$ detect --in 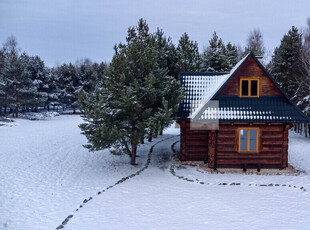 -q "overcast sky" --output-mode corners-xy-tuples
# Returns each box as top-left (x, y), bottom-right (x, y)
(0, 0), (309, 67)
